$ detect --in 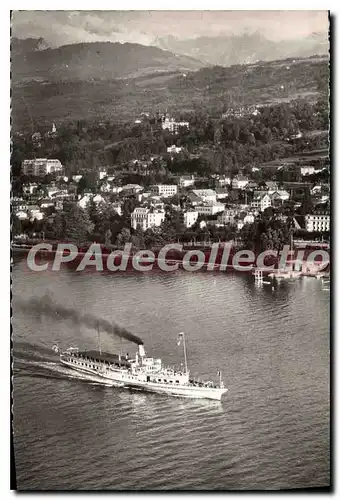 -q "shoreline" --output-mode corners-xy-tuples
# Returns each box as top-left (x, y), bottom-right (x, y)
(12, 242), (330, 277)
